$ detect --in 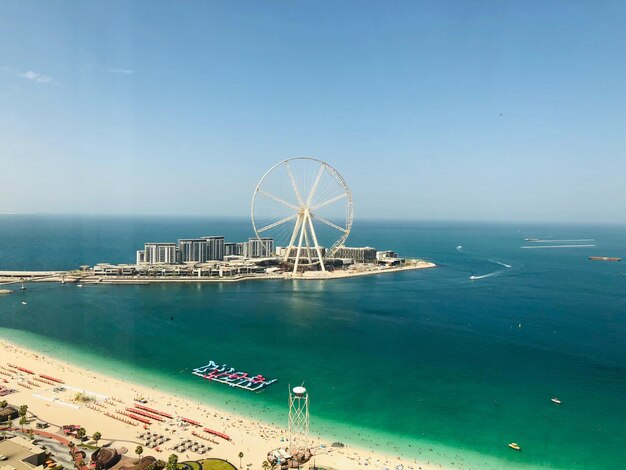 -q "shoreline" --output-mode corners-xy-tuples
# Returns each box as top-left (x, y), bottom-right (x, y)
(0, 336), (448, 470)
(0, 260), (436, 285)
